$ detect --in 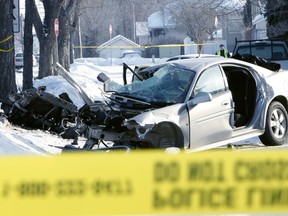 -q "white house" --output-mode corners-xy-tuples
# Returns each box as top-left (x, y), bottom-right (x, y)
(96, 35), (144, 58)
(252, 14), (267, 39)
